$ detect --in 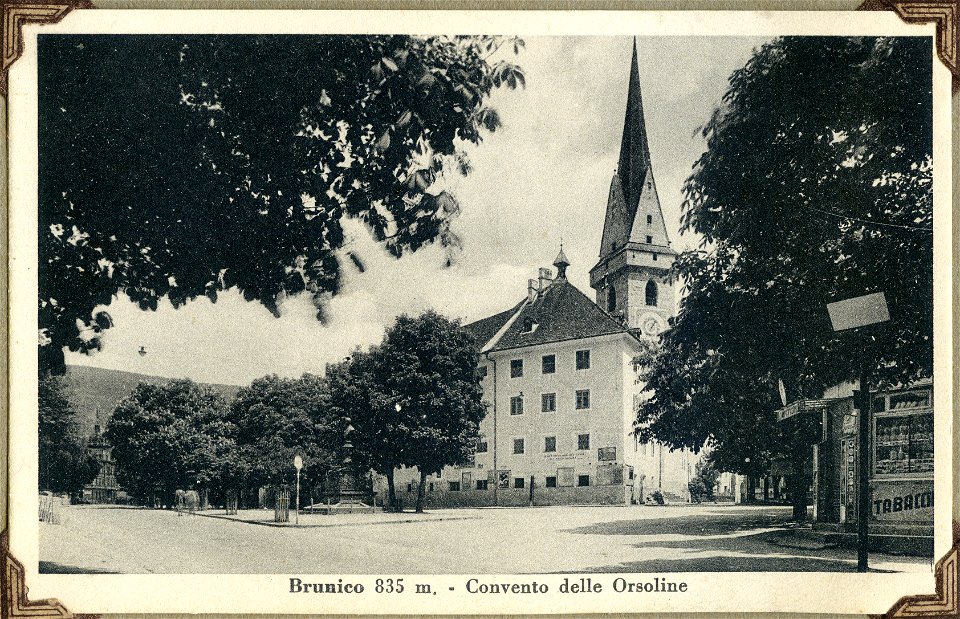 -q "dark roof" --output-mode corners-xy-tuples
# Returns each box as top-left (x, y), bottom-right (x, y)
(465, 279), (633, 353)
(463, 301), (522, 349)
